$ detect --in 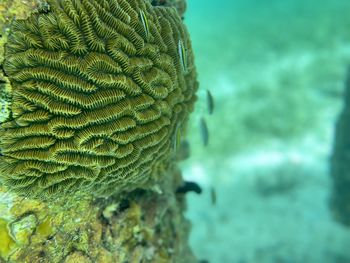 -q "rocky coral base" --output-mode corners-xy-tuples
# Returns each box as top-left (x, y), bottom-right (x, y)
(330, 67), (350, 227)
(0, 164), (196, 263)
